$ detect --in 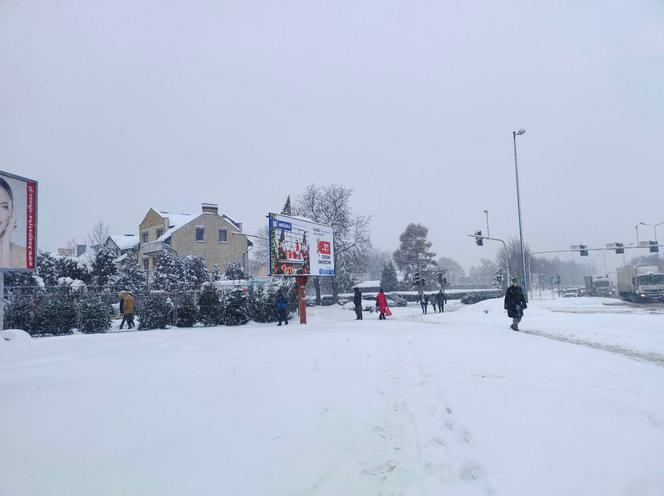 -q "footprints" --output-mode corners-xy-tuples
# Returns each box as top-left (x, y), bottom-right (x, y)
(459, 460), (486, 481)
(361, 460), (398, 480)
